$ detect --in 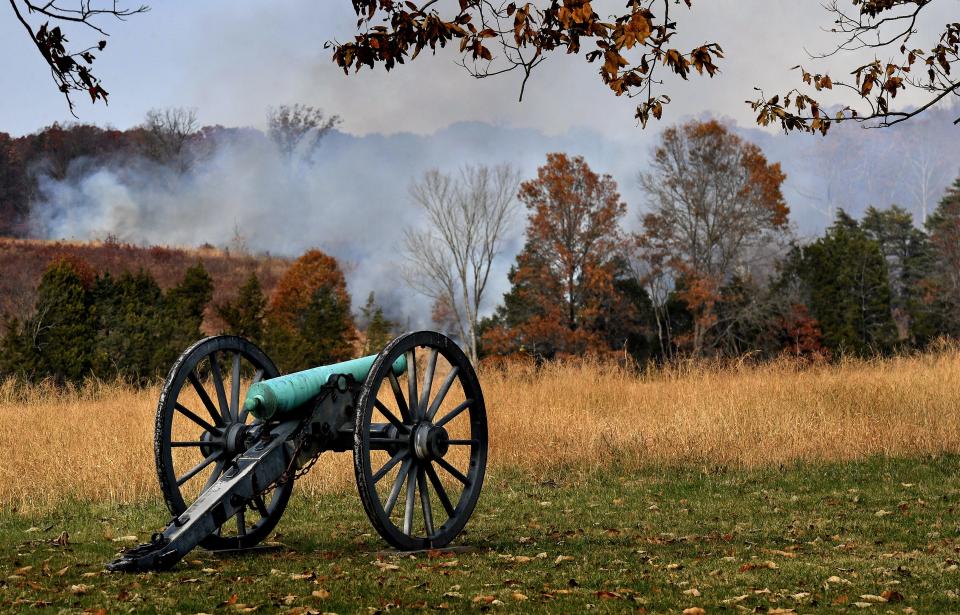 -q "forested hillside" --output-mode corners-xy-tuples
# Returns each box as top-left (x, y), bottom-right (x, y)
(0, 238), (289, 336)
